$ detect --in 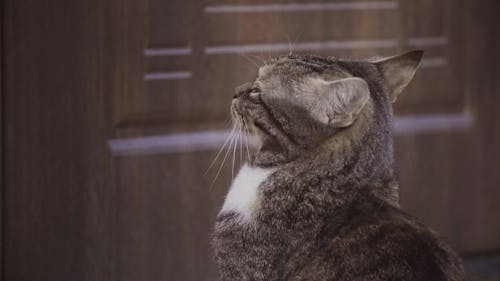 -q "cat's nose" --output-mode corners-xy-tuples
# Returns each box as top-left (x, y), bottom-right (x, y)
(234, 82), (253, 99)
